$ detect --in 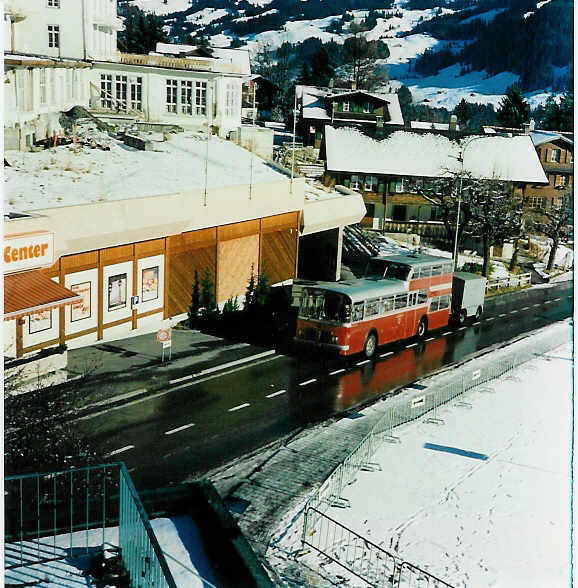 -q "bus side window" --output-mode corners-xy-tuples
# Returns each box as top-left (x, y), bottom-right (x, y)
(418, 289), (428, 304)
(443, 263), (453, 274)
(353, 301), (364, 322)
(419, 266), (431, 279)
(366, 297), (380, 317)
(430, 296), (439, 311)
(394, 294), (407, 310)
(440, 294), (451, 309)
(381, 296), (394, 313)
(431, 265), (443, 276)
